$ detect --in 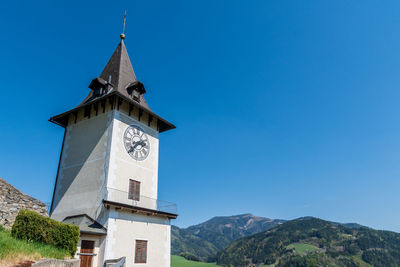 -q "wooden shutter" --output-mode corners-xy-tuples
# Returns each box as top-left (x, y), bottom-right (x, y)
(80, 240), (95, 267)
(128, 180), (140, 201)
(135, 240), (147, 263)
